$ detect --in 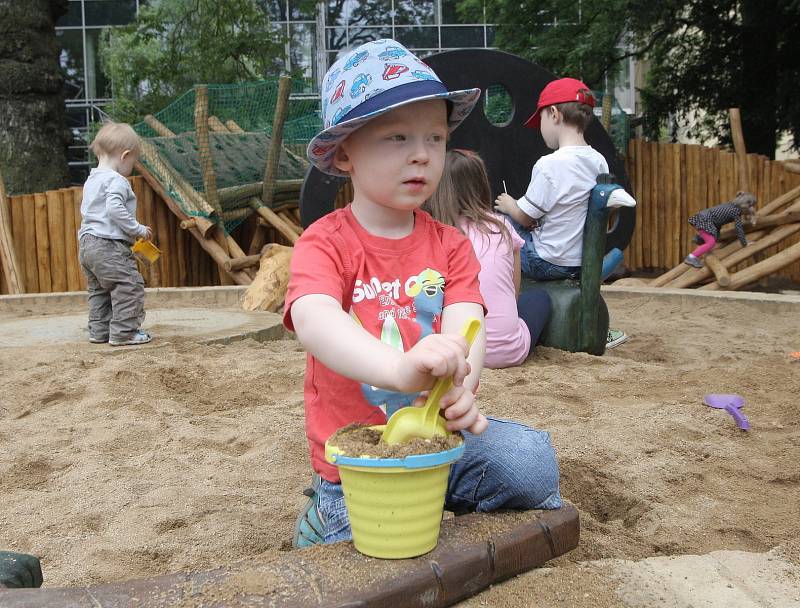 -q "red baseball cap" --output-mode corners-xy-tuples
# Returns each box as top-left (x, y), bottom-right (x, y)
(524, 77), (595, 129)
